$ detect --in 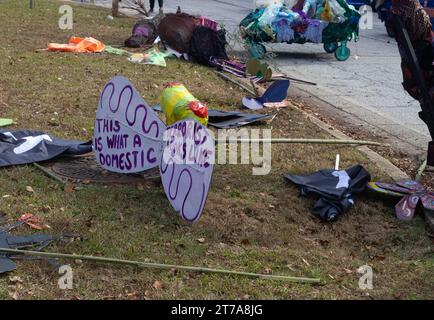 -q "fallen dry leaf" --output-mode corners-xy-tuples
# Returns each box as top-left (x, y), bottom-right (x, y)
(153, 280), (163, 290)
(241, 239), (250, 246)
(64, 183), (75, 193)
(264, 268), (272, 274)
(197, 238), (206, 244)
(9, 291), (18, 300)
(25, 186), (34, 193)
